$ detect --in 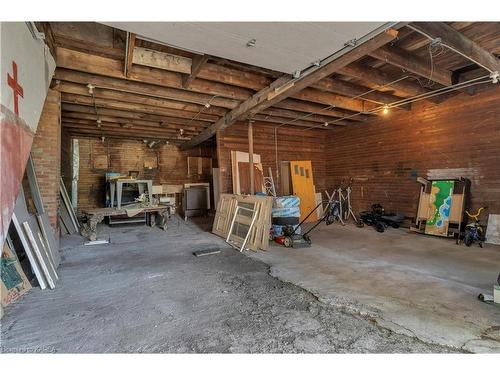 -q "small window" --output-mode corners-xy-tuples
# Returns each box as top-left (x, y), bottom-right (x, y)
(294, 164), (299, 174)
(300, 167), (305, 176)
(305, 169), (310, 178)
